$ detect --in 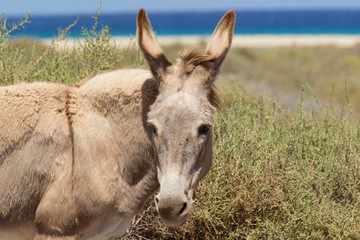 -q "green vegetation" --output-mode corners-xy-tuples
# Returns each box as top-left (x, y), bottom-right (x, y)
(223, 46), (360, 115)
(0, 12), (144, 85)
(1, 14), (359, 240)
(124, 89), (360, 239)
